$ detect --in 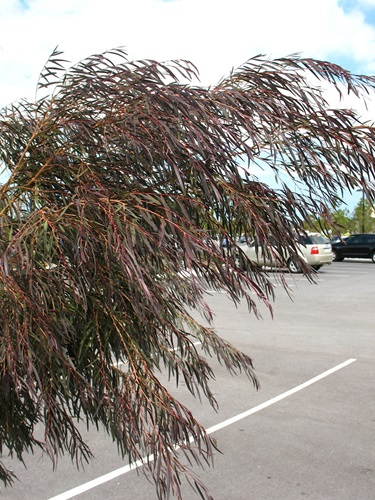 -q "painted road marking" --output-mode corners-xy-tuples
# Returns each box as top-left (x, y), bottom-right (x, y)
(49, 358), (356, 500)
(205, 358), (356, 434)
